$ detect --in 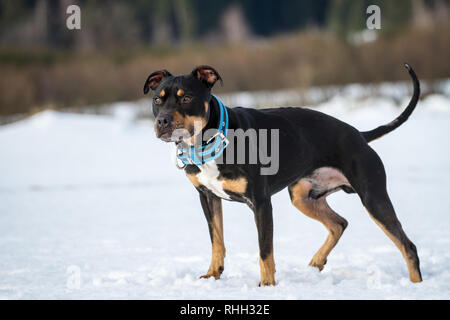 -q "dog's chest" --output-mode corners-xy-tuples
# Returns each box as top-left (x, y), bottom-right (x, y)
(194, 161), (231, 200)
